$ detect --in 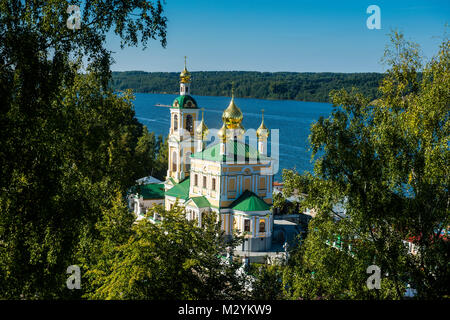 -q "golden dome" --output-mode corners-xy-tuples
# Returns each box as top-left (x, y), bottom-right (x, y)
(180, 56), (191, 83)
(195, 109), (208, 139)
(222, 92), (243, 129)
(180, 68), (191, 83)
(256, 109), (269, 139)
(218, 123), (228, 142)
